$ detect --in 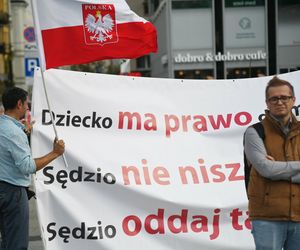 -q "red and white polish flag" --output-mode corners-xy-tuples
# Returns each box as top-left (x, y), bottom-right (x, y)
(32, 0), (157, 69)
